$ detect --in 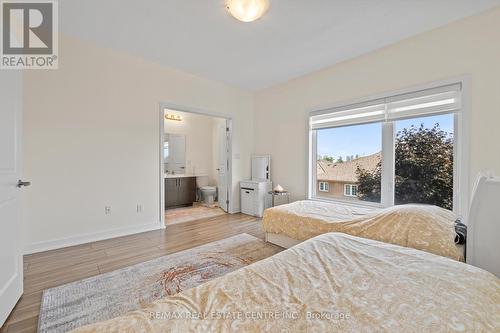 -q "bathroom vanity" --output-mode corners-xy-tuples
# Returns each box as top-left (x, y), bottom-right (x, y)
(165, 175), (196, 209)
